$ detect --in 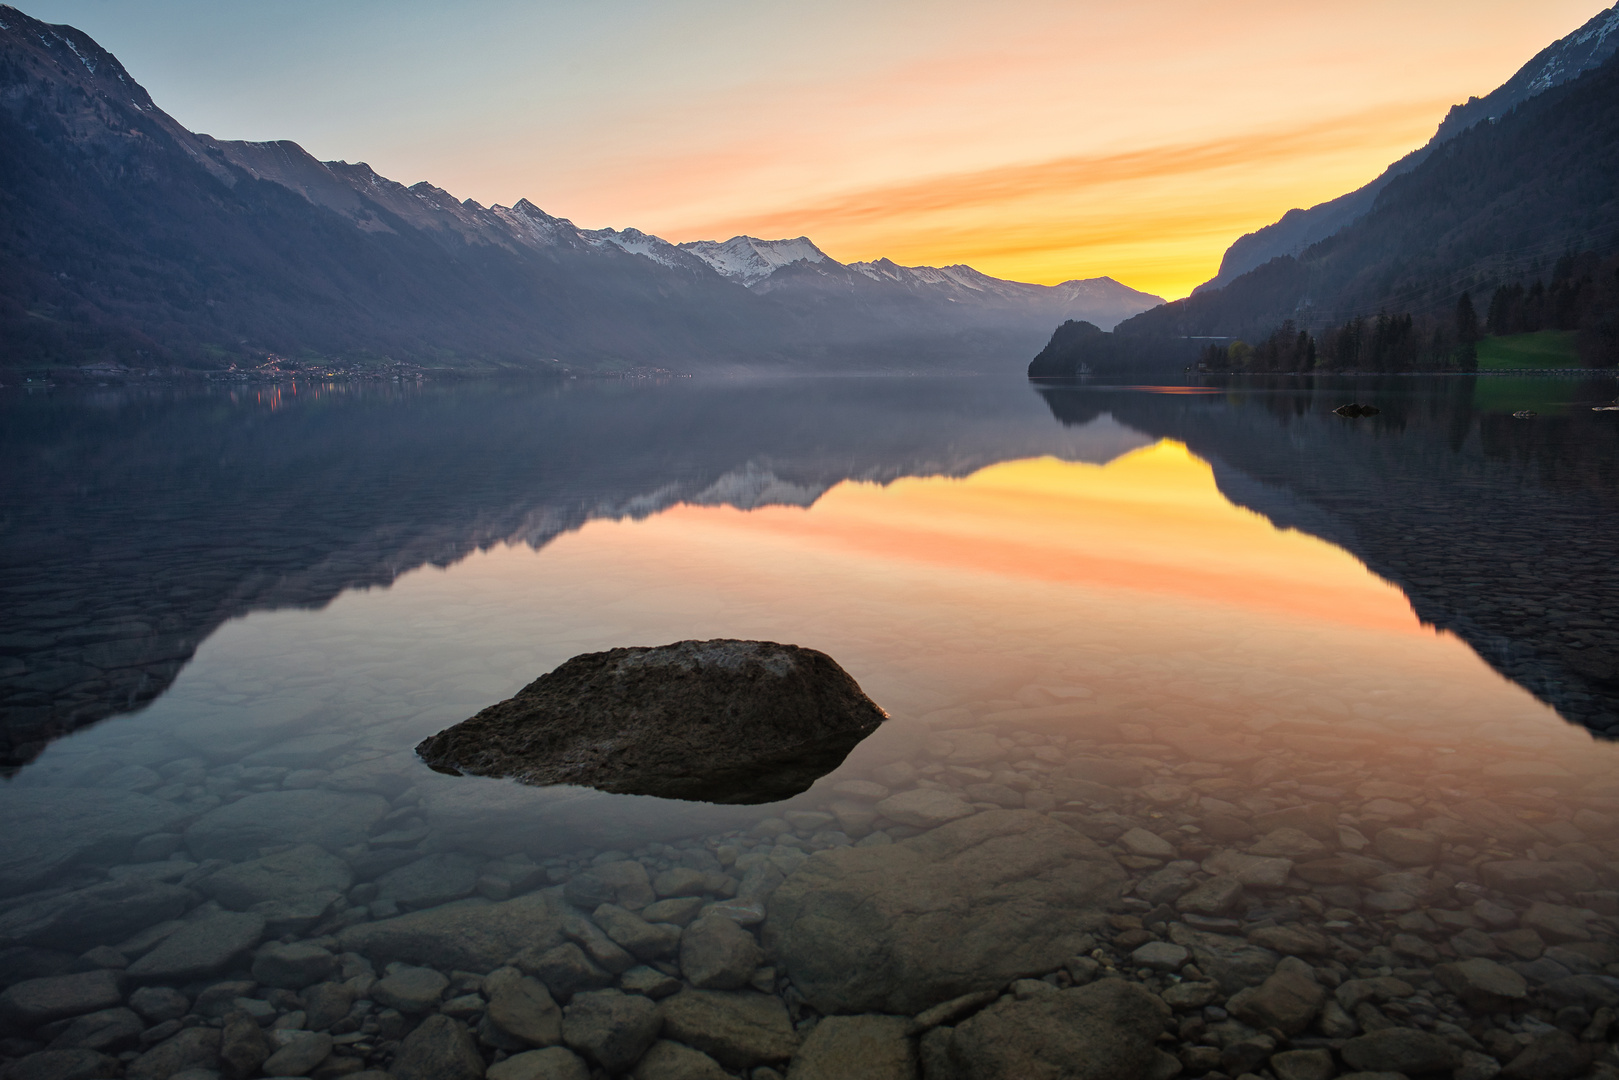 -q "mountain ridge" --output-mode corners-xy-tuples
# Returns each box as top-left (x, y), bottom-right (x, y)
(1102, 51), (1619, 351)
(0, 5), (1161, 373)
(1195, 4), (1619, 294)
